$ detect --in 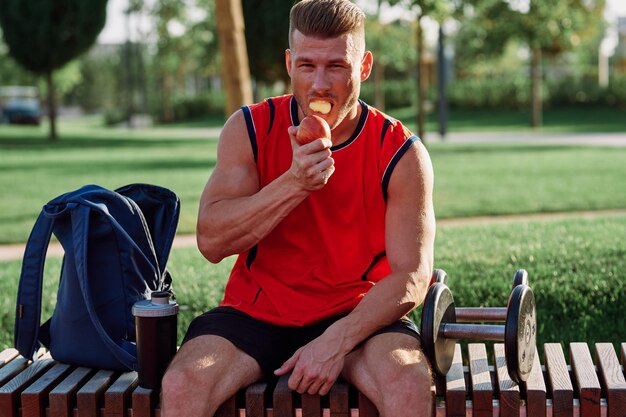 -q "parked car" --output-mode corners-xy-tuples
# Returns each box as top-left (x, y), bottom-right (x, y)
(2, 97), (41, 125)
